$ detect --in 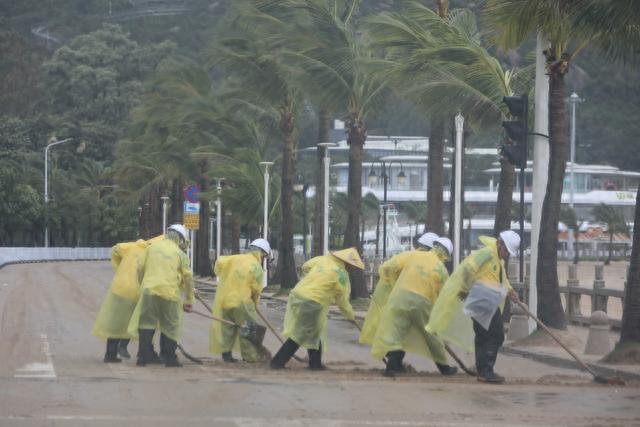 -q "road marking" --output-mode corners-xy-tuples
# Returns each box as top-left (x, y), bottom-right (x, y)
(14, 334), (56, 379)
(0, 415), (536, 426)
